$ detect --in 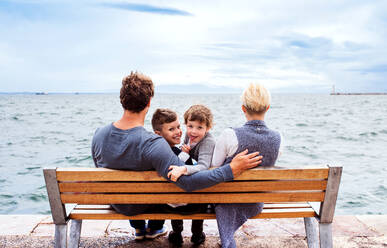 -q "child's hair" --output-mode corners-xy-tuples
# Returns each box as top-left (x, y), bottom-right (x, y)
(151, 108), (178, 132)
(241, 83), (271, 115)
(183, 105), (213, 129)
